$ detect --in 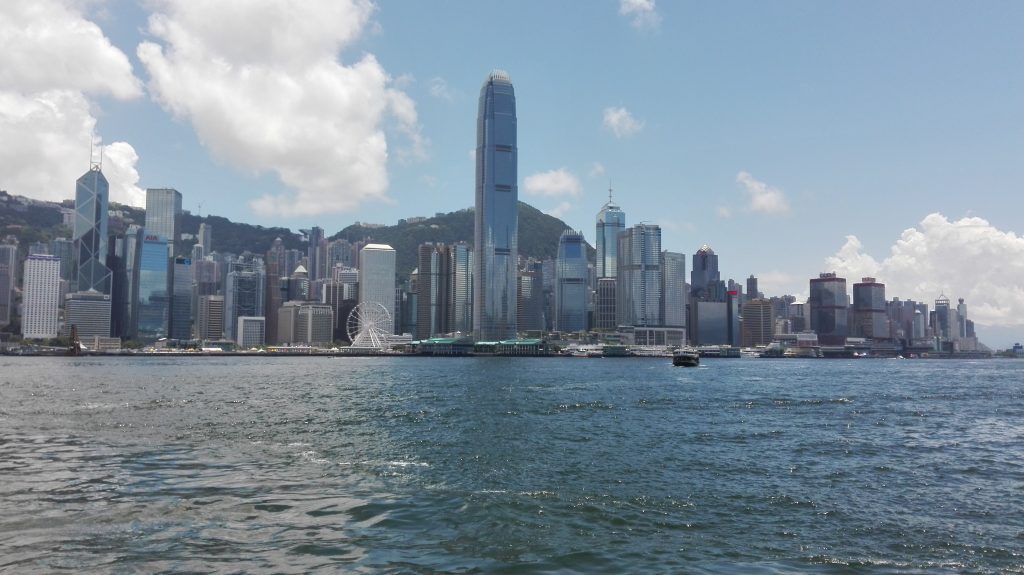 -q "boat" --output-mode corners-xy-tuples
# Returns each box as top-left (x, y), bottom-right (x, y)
(672, 348), (700, 367)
